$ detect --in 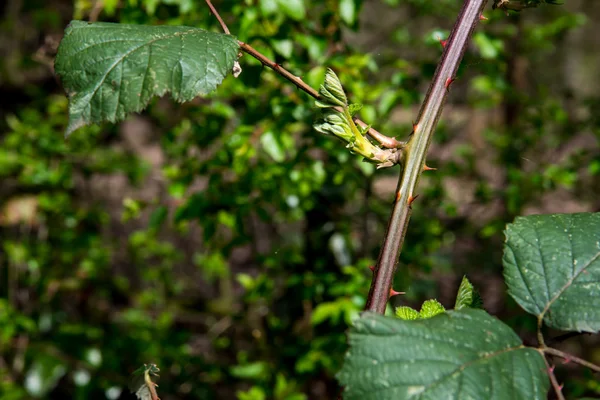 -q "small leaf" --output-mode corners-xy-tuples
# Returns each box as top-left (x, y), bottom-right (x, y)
(24, 354), (67, 398)
(419, 299), (445, 318)
(339, 0), (357, 25)
(260, 131), (286, 162)
(55, 21), (239, 135)
(319, 68), (348, 107)
(395, 306), (419, 320)
(503, 213), (600, 332)
(347, 103), (363, 116)
(454, 275), (484, 310)
(148, 206), (168, 230)
(276, 0), (306, 20)
(129, 364), (160, 400)
(338, 310), (549, 400)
